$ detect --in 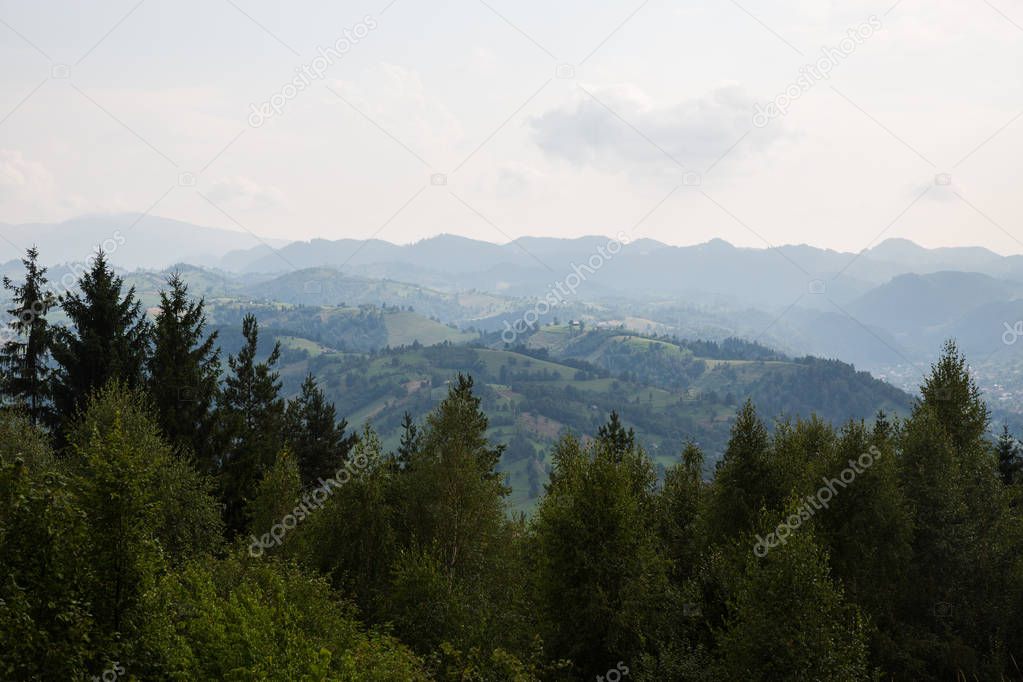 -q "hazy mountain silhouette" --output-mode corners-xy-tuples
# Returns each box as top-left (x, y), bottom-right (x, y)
(0, 213), (287, 269)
